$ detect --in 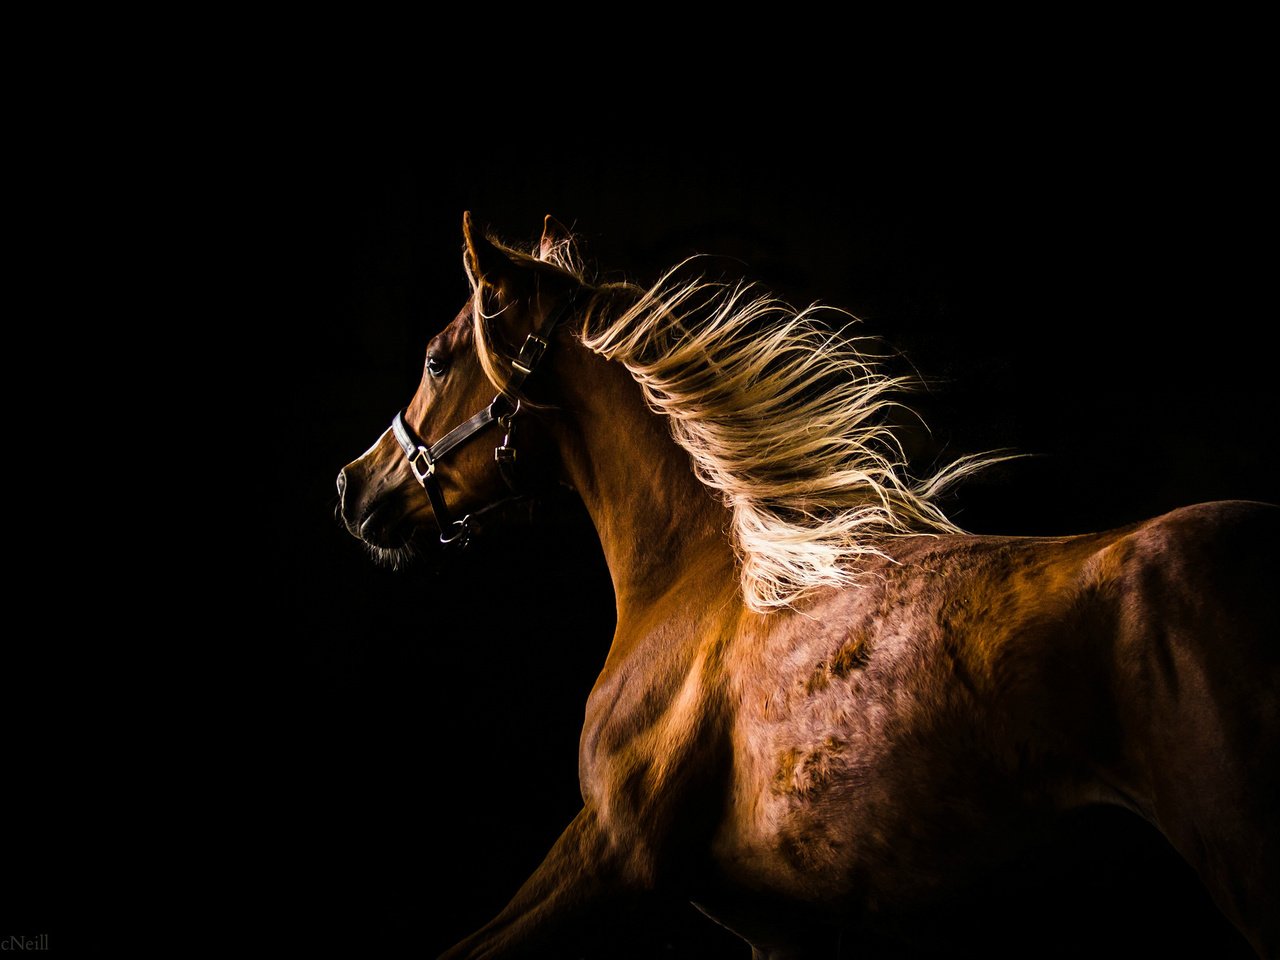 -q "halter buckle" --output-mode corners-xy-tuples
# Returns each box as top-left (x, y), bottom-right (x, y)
(408, 446), (435, 484)
(439, 515), (471, 546)
(512, 334), (548, 375)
